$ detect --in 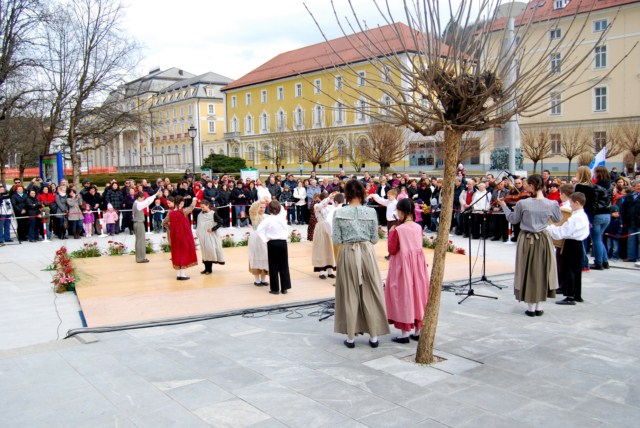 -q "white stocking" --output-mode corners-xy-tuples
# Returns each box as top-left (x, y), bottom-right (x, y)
(527, 303), (535, 312)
